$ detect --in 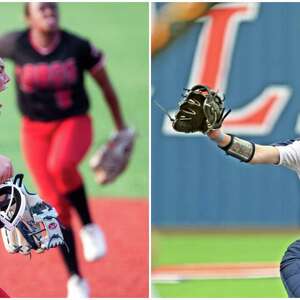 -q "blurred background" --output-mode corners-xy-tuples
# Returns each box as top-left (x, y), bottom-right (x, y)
(152, 2), (300, 297)
(0, 2), (148, 297)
